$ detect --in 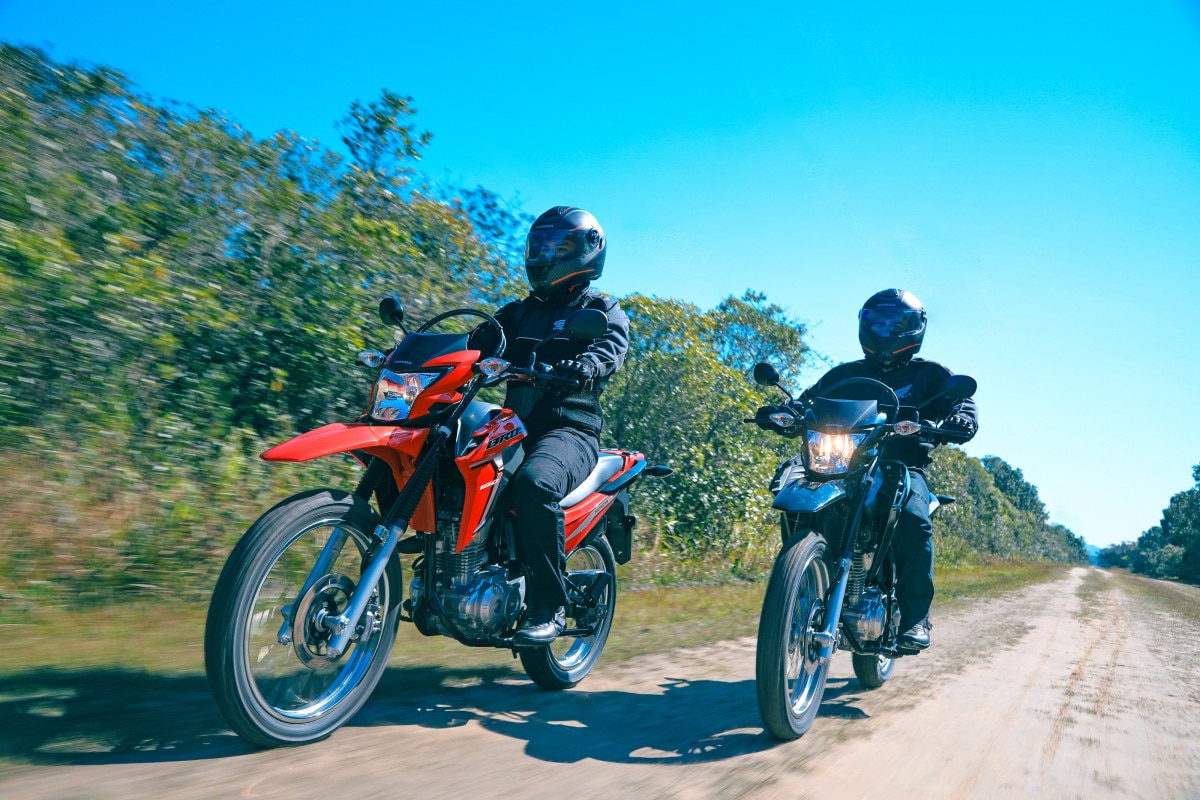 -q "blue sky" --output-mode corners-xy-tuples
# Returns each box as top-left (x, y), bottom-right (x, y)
(4, 1), (1199, 547)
